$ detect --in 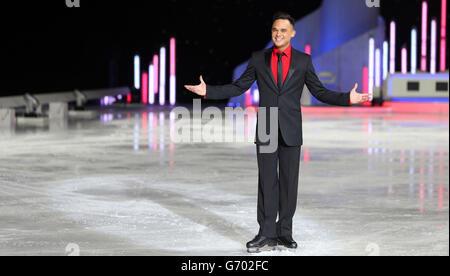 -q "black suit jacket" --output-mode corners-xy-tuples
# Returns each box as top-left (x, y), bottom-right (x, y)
(205, 47), (351, 146)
